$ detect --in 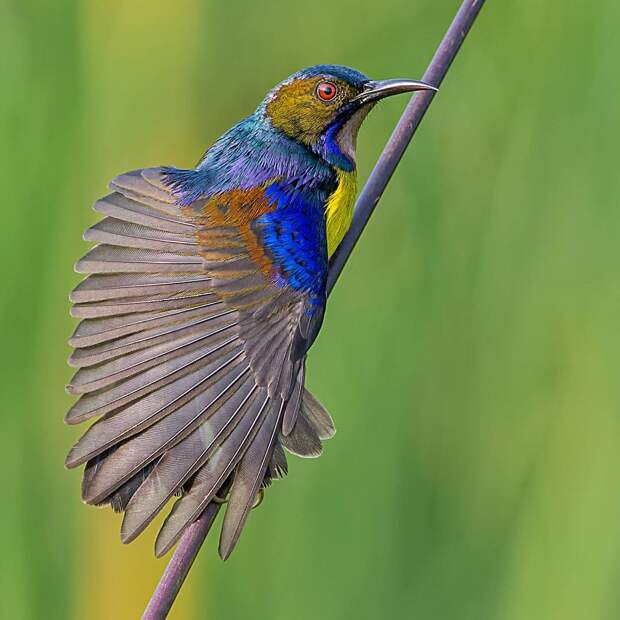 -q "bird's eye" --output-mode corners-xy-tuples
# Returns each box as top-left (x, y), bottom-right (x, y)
(316, 81), (338, 102)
